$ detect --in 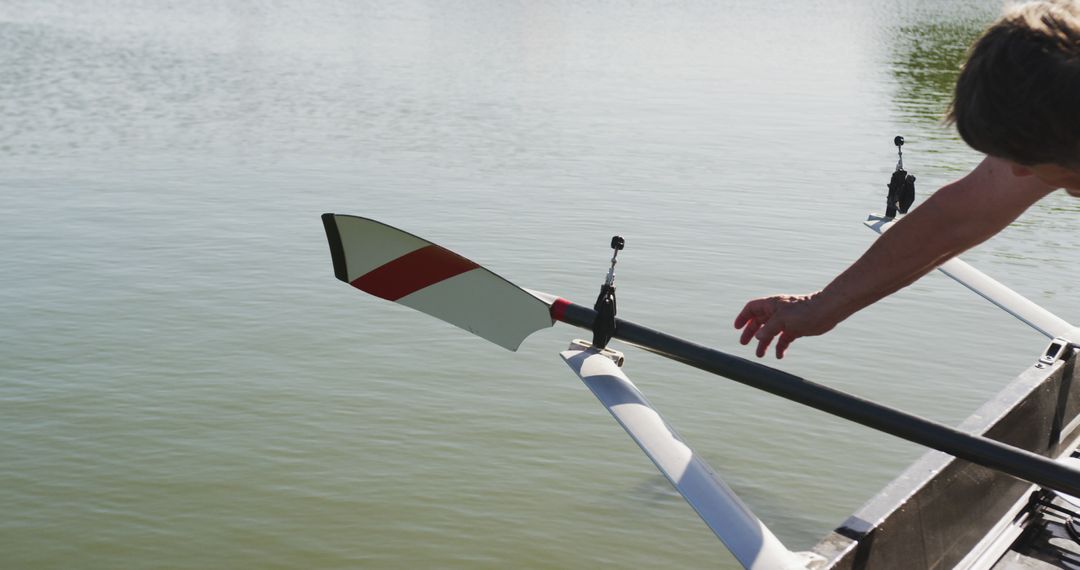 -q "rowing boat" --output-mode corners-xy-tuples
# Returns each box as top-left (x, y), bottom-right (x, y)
(320, 212), (1080, 569)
